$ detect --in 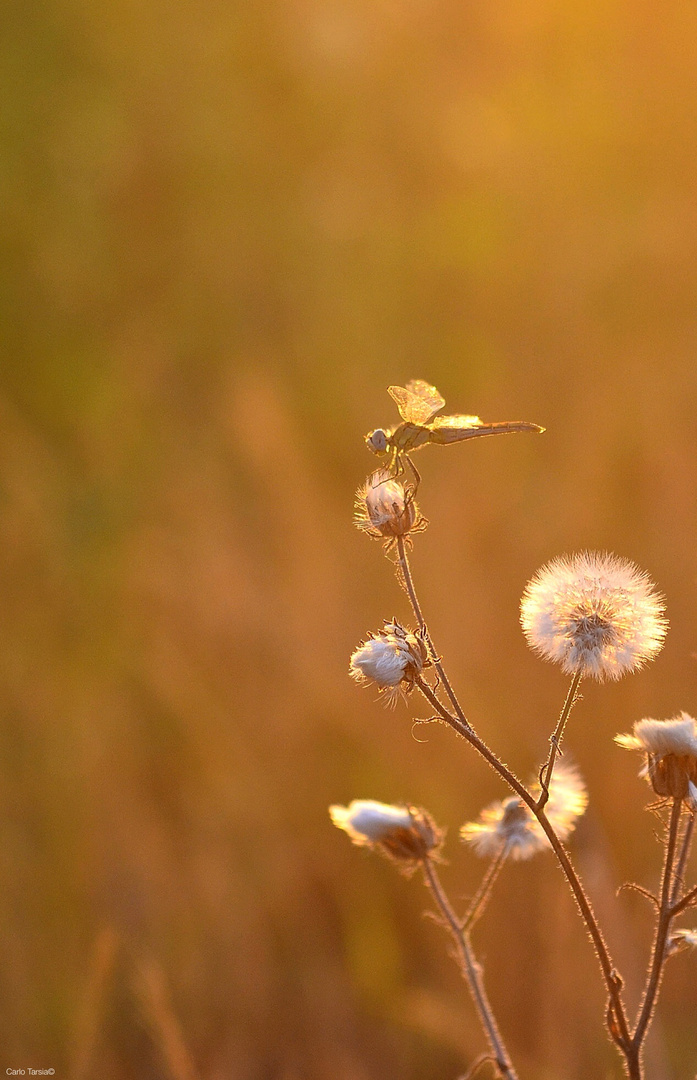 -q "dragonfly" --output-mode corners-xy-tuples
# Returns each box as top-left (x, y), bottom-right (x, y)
(365, 379), (544, 492)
